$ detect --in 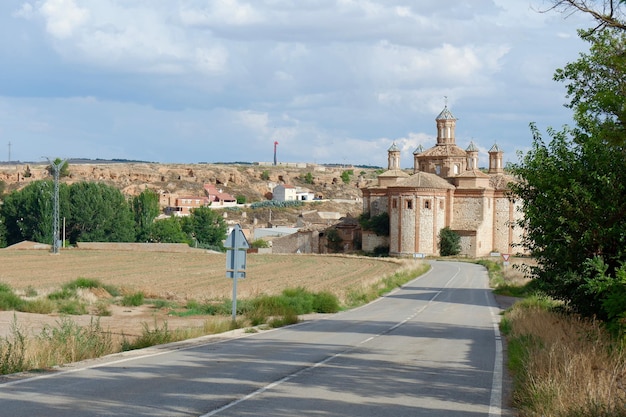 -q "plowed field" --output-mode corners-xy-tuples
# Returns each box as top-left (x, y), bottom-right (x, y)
(0, 247), (409, 338)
